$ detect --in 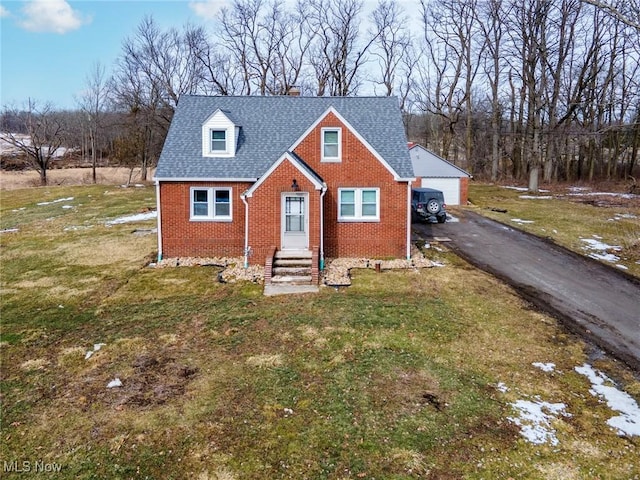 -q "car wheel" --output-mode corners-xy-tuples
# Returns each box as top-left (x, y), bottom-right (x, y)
(426, 199), (440, 214)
